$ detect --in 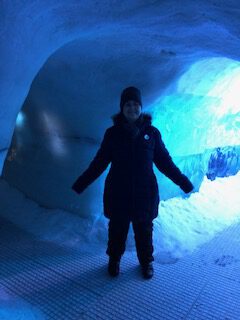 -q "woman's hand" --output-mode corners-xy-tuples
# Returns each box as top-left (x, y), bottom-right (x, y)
(71, 182), (84, 194)
(180, 176), (194, 194)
